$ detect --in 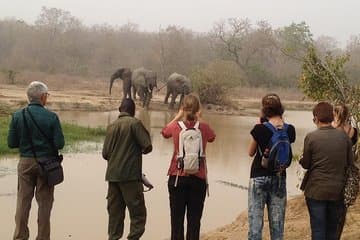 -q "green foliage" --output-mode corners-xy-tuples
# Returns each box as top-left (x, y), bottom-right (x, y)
(61, 122), (106, 146)
(0, 116), (106, 156)
(0, 116), (18, 155)
(299, 46), (350, 103)
(299, 45), (360, 158)
(0, 101), (15, 116)
(278, 22), (313, 60)
(247, 64), (278, 87)
(190, 60), (245, 104)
